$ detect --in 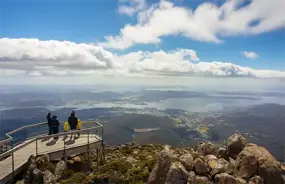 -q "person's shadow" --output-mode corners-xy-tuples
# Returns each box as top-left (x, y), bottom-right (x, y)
(65, 139), (75, 145)
(41, 137), (50, 142)
(46, 139), (57, 146)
